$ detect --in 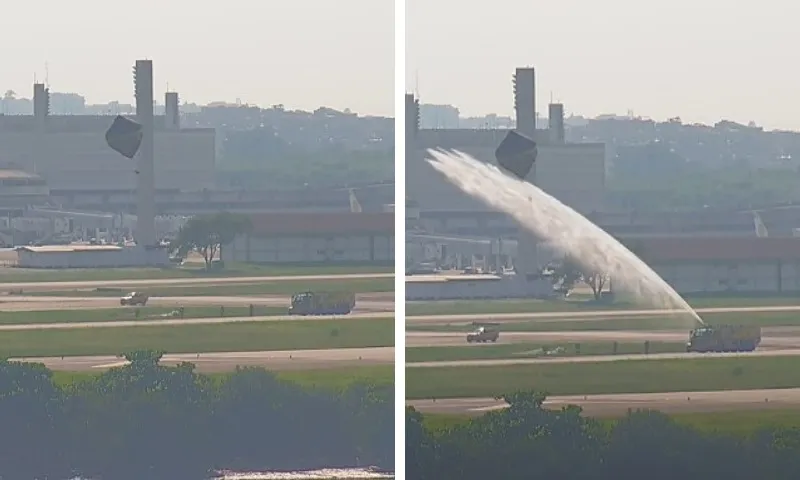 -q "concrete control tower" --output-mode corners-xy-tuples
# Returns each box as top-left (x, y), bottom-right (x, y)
(133, 60), (156, 247)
